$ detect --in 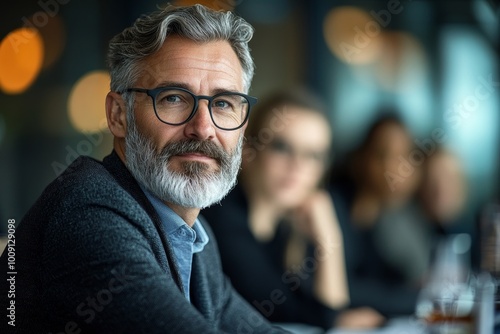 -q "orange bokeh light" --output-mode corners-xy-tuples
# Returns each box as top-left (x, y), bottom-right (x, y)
(68, 71), (110, 133)
(0, 27), (44, 94)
